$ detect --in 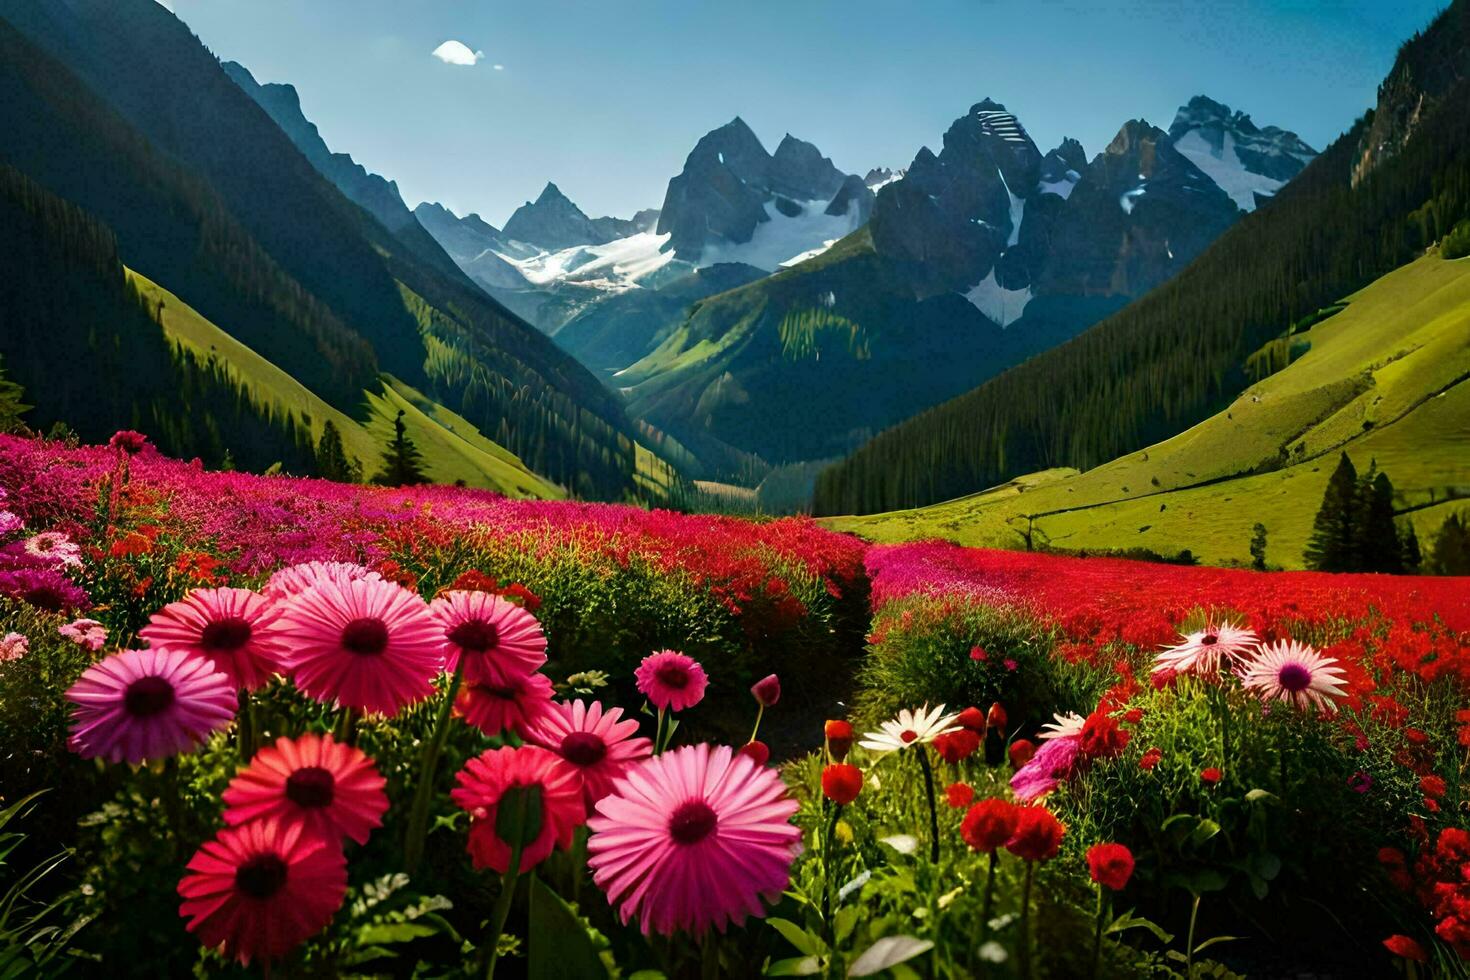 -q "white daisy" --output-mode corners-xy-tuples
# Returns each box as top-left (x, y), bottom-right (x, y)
(1037, 711), (1087, 740)
(1153, 621), (1260, 677)
(859, 704), (961, 754)
(1238, 639), (1348, 713)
